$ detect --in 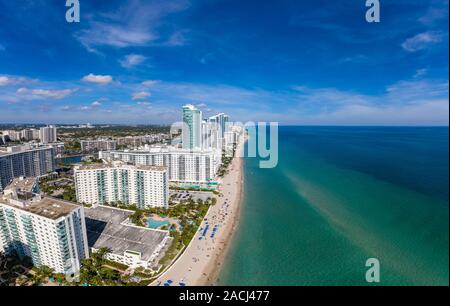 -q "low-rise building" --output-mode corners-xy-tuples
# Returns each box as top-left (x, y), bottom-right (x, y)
(80, 139), (117, 153)
(84, 206), (170, 269)
(116, 134), (168, 148)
